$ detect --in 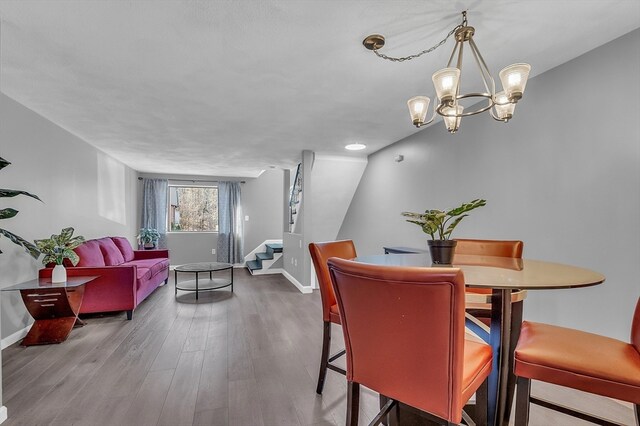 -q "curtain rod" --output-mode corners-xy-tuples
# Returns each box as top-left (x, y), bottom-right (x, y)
(138, 177), (245, 184)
